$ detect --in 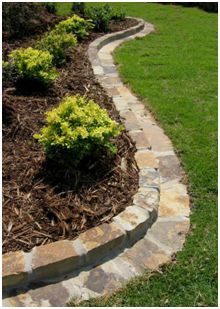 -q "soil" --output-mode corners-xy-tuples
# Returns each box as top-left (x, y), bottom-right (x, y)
(3, 18), (139, 254)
